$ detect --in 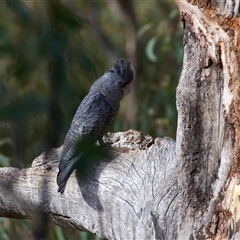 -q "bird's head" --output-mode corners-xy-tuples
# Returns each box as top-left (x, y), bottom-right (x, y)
(91, 58), (134, 100)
